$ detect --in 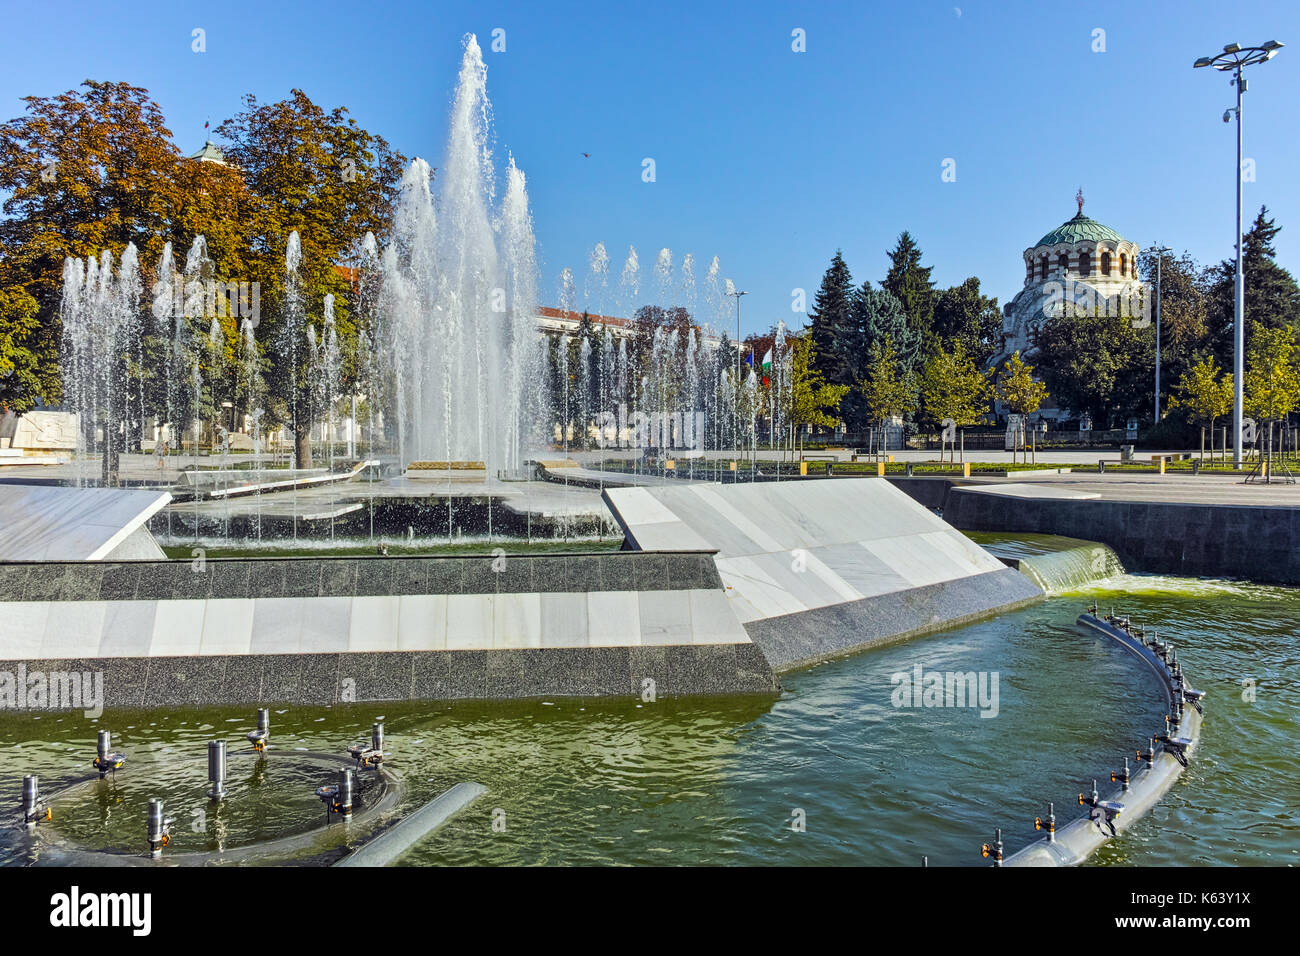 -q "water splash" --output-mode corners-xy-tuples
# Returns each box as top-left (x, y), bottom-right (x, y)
(372, 35), (543, 473)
